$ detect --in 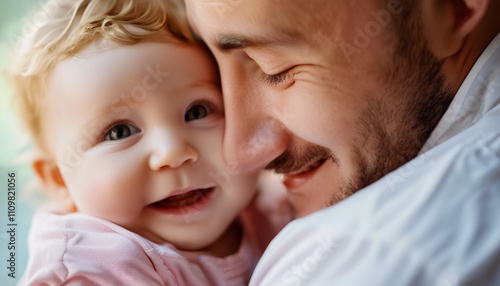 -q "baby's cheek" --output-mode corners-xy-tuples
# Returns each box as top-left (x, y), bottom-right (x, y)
(229, 173), (259, 202)
(66, 159), (144, 222)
